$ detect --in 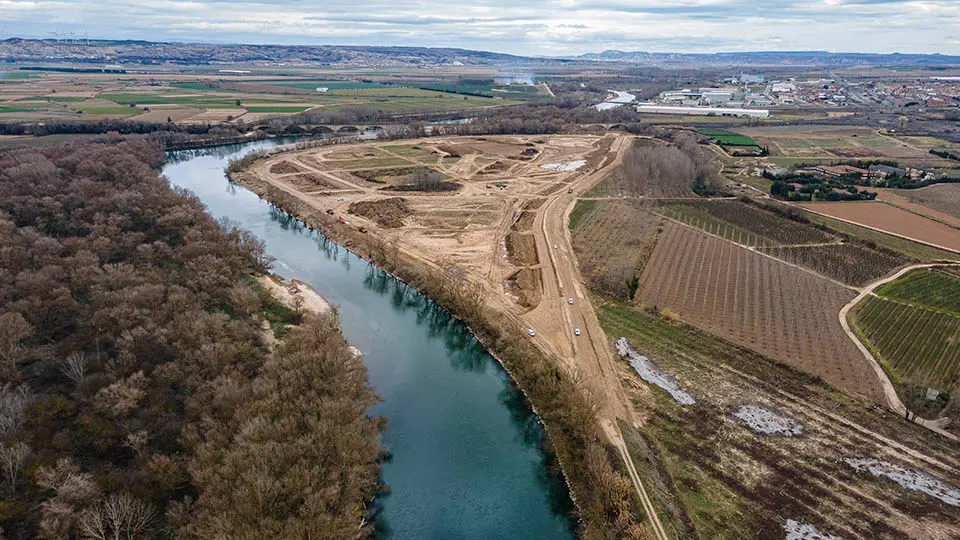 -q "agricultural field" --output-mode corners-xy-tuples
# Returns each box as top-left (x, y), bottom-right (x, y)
(600, 301), (960, 539)
(740, 125), (960, 169)
(634, 221), (880, 399)
(887, 183), (960, 221)
(759, 244), (905, 286)
(853, 297), (959, 401)
(656, 200), (833, 247)
(851, 266), (960, 420)
(796, 201), (960, 253)
(0, 70), (525, 123)
(876, 268), (960, 316)
(570, 199), (663, 298)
